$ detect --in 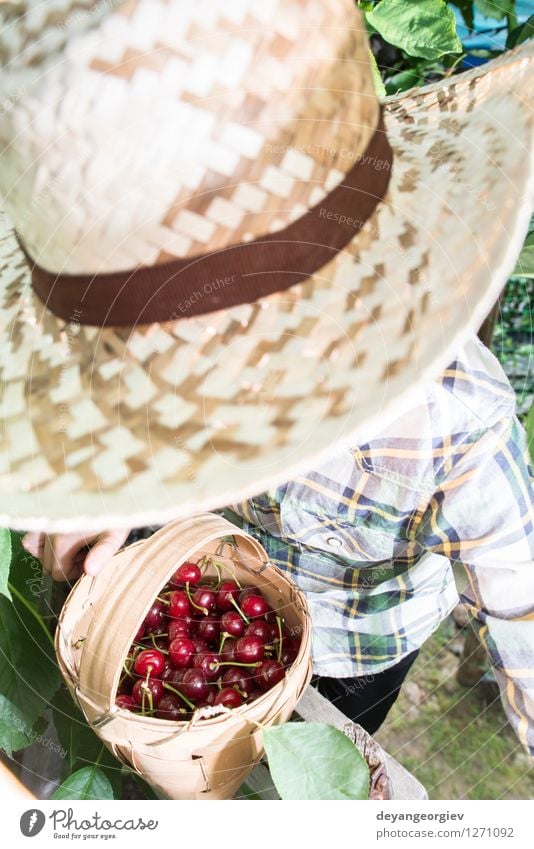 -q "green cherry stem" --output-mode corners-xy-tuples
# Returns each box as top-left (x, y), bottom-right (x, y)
(229, 595), (250, 624)
(162, 682), (196, 711)
(218, 631), (230, 655)
(150, 634), (169, 654)
(196, 555), (209, 577)
(210, 661), (262, 671)
(185, 581), (208, 615)
(211, 559), (222, 586)
(141, 671), (154, 715)
(121, 659), (136, 681)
